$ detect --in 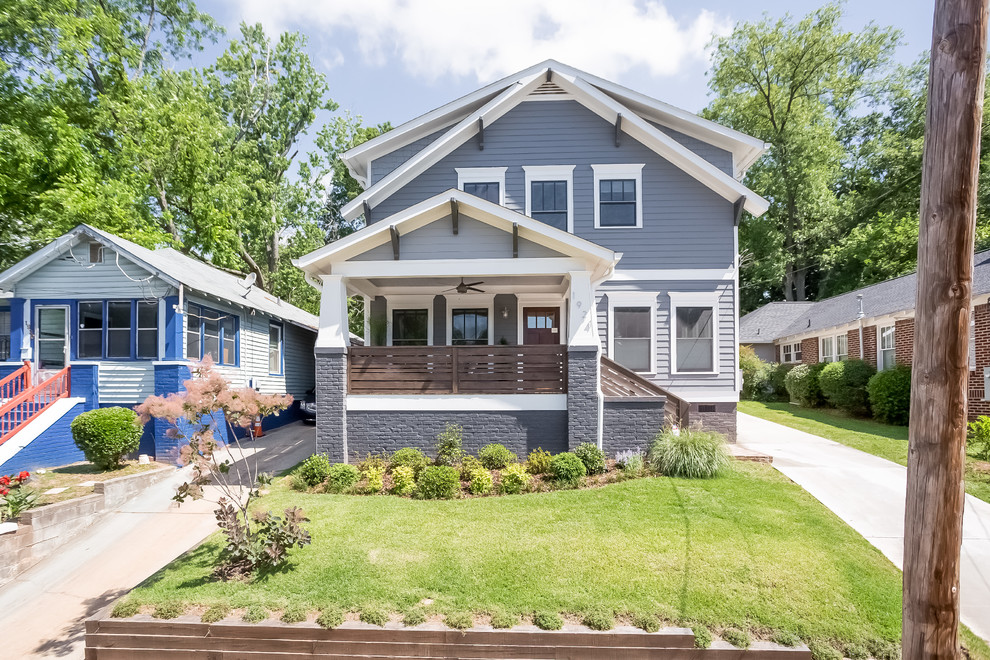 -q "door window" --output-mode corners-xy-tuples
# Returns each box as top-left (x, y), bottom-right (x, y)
(523, 308), (560, 345)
